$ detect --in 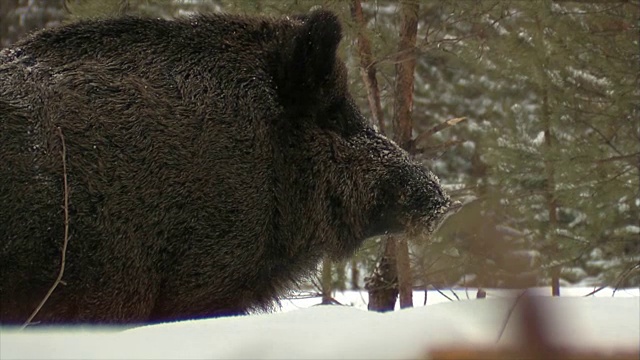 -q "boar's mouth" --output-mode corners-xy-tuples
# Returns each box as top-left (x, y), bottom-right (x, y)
(404, 199), (462, 236)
